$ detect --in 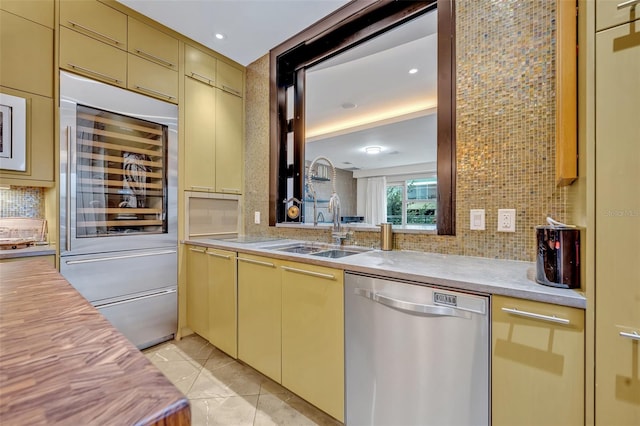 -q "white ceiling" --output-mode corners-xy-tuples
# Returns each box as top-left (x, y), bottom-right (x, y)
(117, 0), (352, 66)
(118, 0), (438, 173)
